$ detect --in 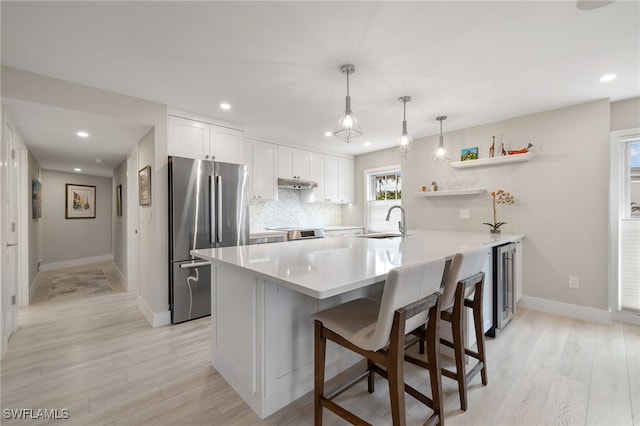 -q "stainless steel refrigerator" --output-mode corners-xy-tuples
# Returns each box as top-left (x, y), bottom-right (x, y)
(169, 156), (249, 324)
